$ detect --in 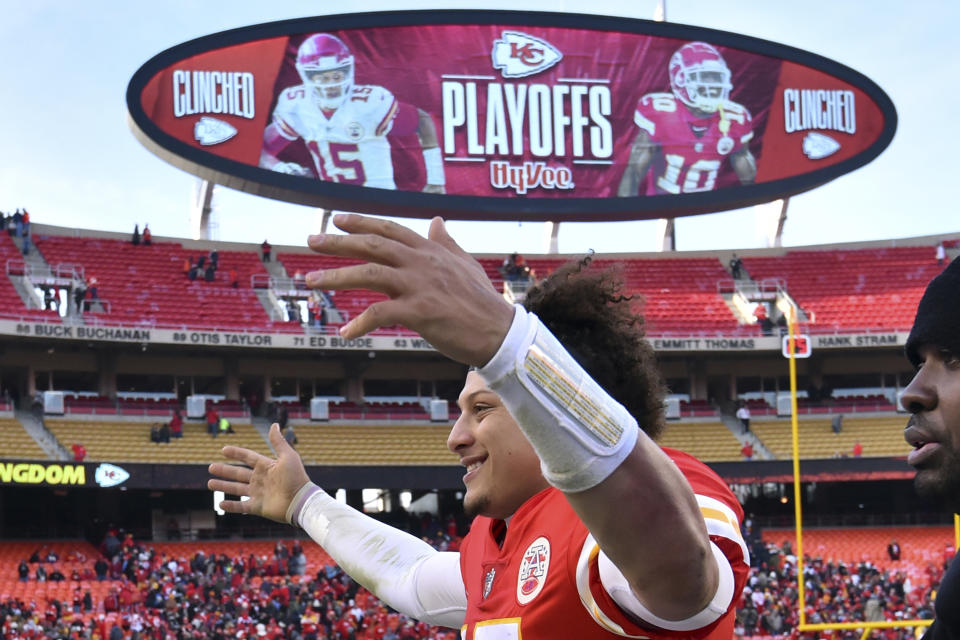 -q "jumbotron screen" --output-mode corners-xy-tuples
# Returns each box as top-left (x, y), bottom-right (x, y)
(128, 11), (896, 221)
